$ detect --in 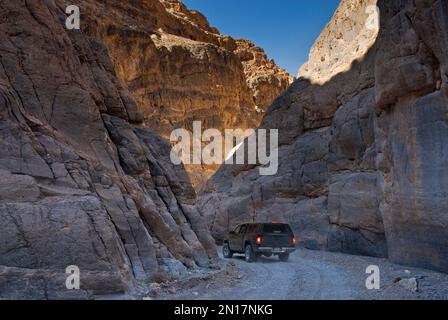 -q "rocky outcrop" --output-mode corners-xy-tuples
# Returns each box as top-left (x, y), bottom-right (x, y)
(235, 39), (292, 111)
(0, 0), (223, 299)
(200, 0), (448, 273)
(298, 0), (379, 84)
(79, 0), (291, 188)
